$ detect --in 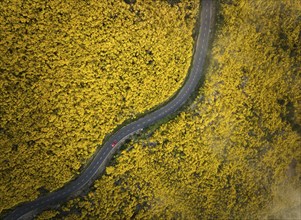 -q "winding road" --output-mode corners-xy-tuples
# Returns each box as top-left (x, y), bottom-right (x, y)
(5, 0), (214, 219)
